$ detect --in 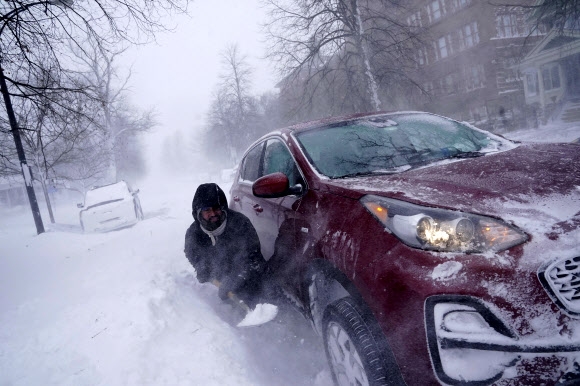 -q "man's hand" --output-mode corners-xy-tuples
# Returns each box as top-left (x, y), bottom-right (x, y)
(194, 267), (210, 284)
(215, 275), (244, 301)
(218, 284), (231, 301)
